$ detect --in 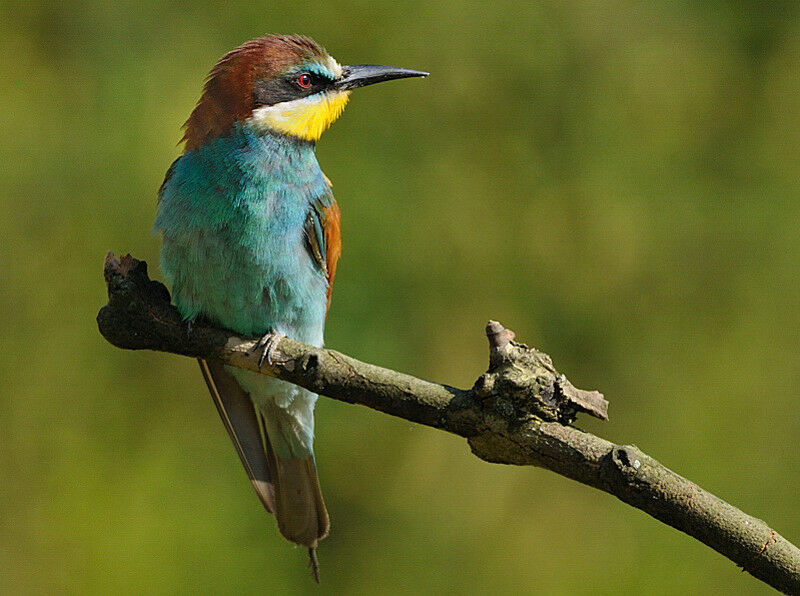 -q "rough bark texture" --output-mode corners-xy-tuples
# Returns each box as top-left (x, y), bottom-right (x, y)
(97, 252), (800, 594)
